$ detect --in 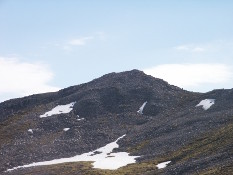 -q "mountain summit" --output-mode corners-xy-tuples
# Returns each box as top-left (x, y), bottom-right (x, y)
(1, 70), (233, 175)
